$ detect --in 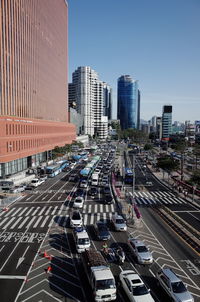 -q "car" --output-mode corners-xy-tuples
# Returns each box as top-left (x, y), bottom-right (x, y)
(128, 238), (153, 264)
(75, 188), (86, 198)
(69, 174), (79, 182)
(79, 180), (88, 188)
(74, 230), (91, 253)
(40, 174), (48, 181)
(145, 181), (153, 187)
(96, 221), (110, 241)
(73, 196), (84, 208)
(88, 187), (98, 197)
(103, 185), (111, 195)
(119, 270), (155, 302)
(70, 211), (83, 228)
(156, 268), (194, 302)
(94, 168), (101, 174)
(104, 194), (113, 204)
(30, 178), (45, 187)
(111, 214), (127, 231)
(10, 185), (26, 193)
